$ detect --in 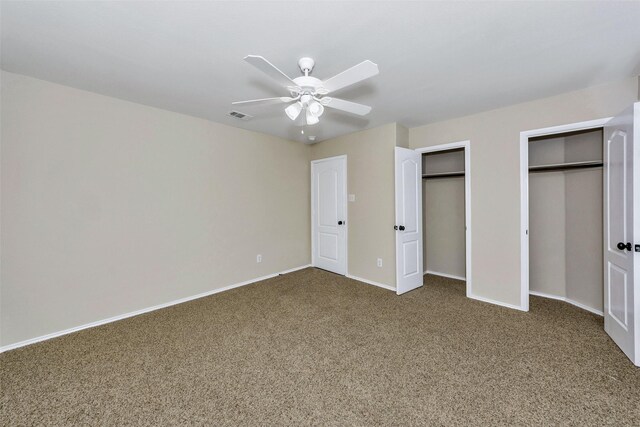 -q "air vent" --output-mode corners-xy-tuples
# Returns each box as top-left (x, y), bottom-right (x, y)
(228, 110), (252, 121)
